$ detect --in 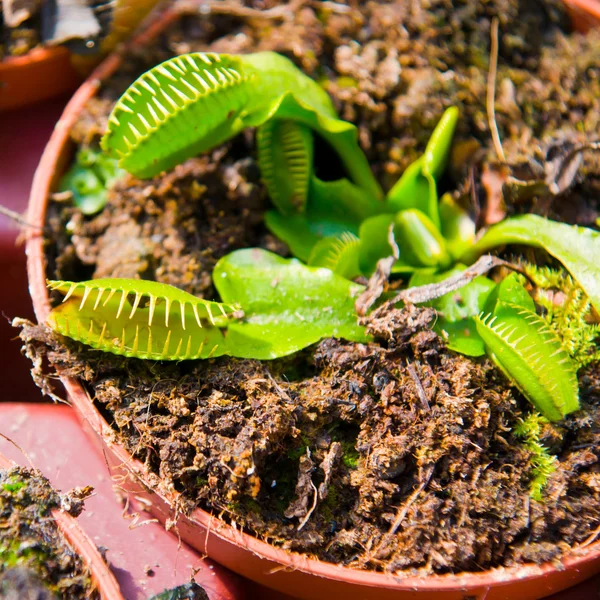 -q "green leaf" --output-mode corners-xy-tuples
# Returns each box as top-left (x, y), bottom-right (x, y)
(58, 148), (124, 215)
(60, 167), (105, 215)
(249, 90), (382, 200)
(422, 106), (459, 180)
(385, 157), (432, 218)
(438, 193), (475, 260)
(357, 209), (452, 276)
(385, 107), (459, 228)
(308, 177), (382, 228)
(358, 214), (403, 275)
(266, 178), (380, 263)
(102, 51), (382, 201)
(308, 232), (362, 279)
(257, 120), (313, 215)
(264, 211), (321, 262)
(437, 318), (486, 356)
(394, 209), (452, 271)
(409, 267), (496, 357)
(483, 272), (535, 315)
(47, 250), (368, 361)
(102, 53), (259, 178)
(463, 214), (600, 314)
(47, 279), (239, 361)
(213, 249), (368, 358)
(475, 302), (580, 421)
